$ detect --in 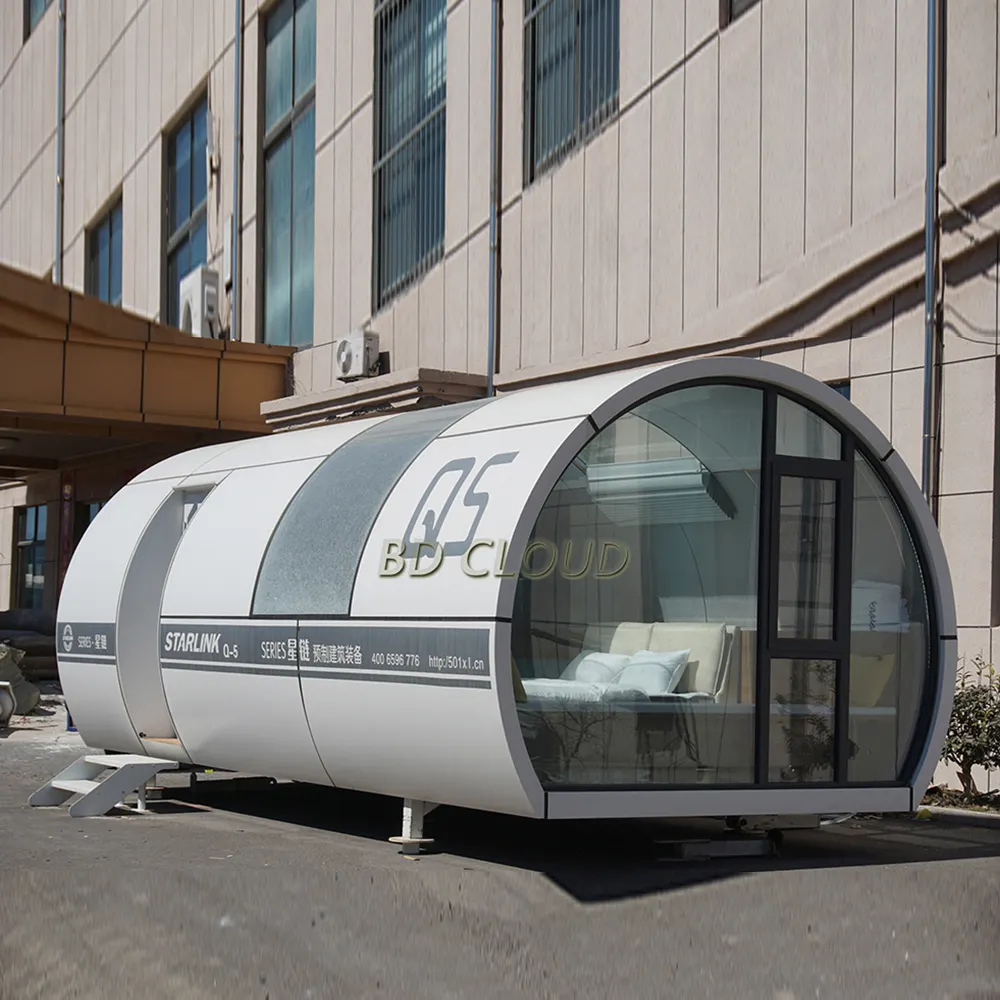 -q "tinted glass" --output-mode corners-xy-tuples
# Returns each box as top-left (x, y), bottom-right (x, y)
(776, 395), (841, 460)
(95, 217), (110, 301)
(264, 135), (292, 346)
(171, 122), (191, 231)
(291, 105), (315, 347)
(776, 477), (837, 640)
(253, 400), (489, 616)
(265, 0), (294, 132)
(769, 658), (837, 783)
(191, 102), (208, 210)
(294, 0), (316, 102)
(109, 203), (123, 306)
(849, 452), (930, 782)
(511, 384), (763, 788)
